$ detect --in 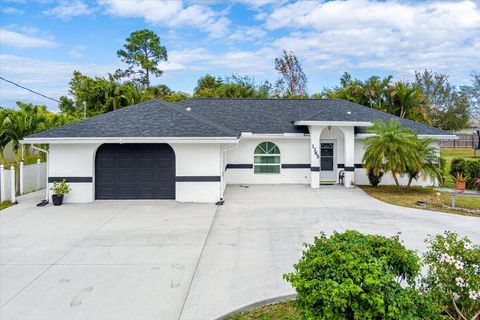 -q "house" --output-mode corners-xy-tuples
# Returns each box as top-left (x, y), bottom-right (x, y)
(21, 99), (456, 203)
